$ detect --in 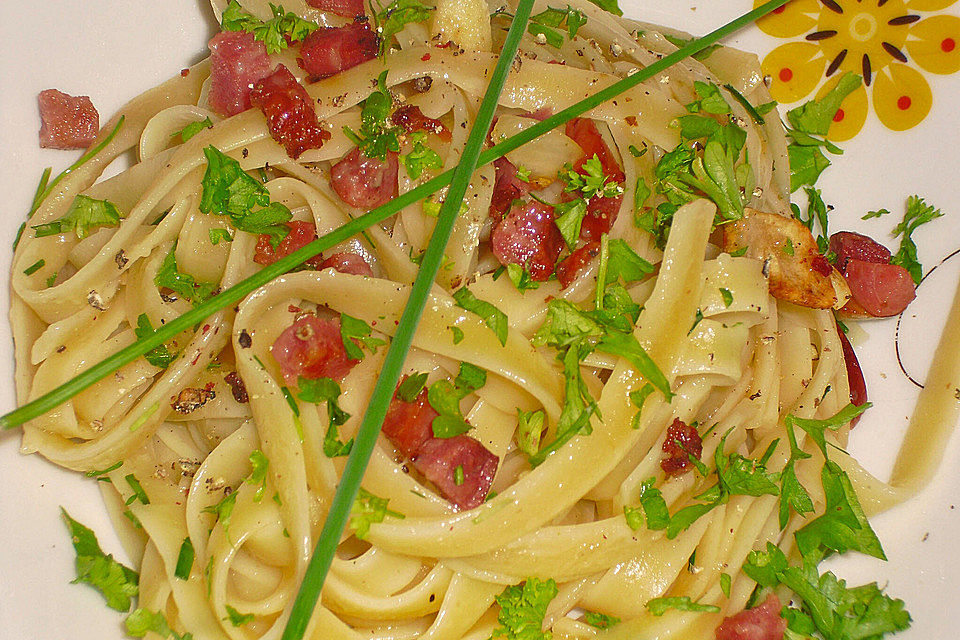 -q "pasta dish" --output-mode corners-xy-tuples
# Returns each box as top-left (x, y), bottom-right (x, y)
(4, 0), (959, 639)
